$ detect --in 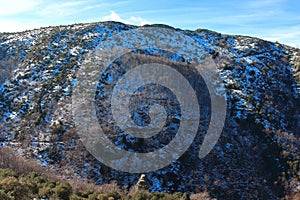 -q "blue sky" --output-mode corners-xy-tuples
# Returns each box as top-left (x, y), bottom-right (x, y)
(0, 0), (299, 47)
